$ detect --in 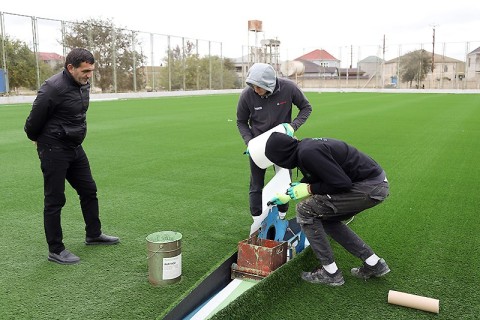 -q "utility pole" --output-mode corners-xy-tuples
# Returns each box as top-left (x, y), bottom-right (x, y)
(350, 44), (353, 69)
(431, 25), (437, 72)
(382, 35), (385, 88)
